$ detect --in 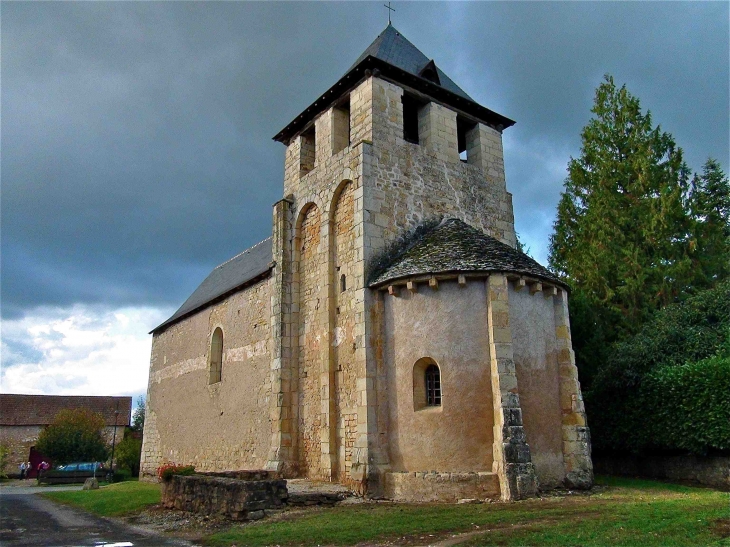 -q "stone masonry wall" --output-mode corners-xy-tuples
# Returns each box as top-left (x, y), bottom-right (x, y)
(509, 286), (565, 488)
(332, 182), (360, 483)
(296, 203), (323, 478)
(362, 78), (516, 257)
(363, 77), (518, 495)
(140, 276), (273, 479)
(161, 473), (288, 520)
(275, 80), (369, 484)
(382, 280), (495, 473)
(0, 425), (41, 475)
(274, 75), (522, 497)
(593, 455), (729, 490)
(384, 471), (500, 502)
(485, 275), (538, 500)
